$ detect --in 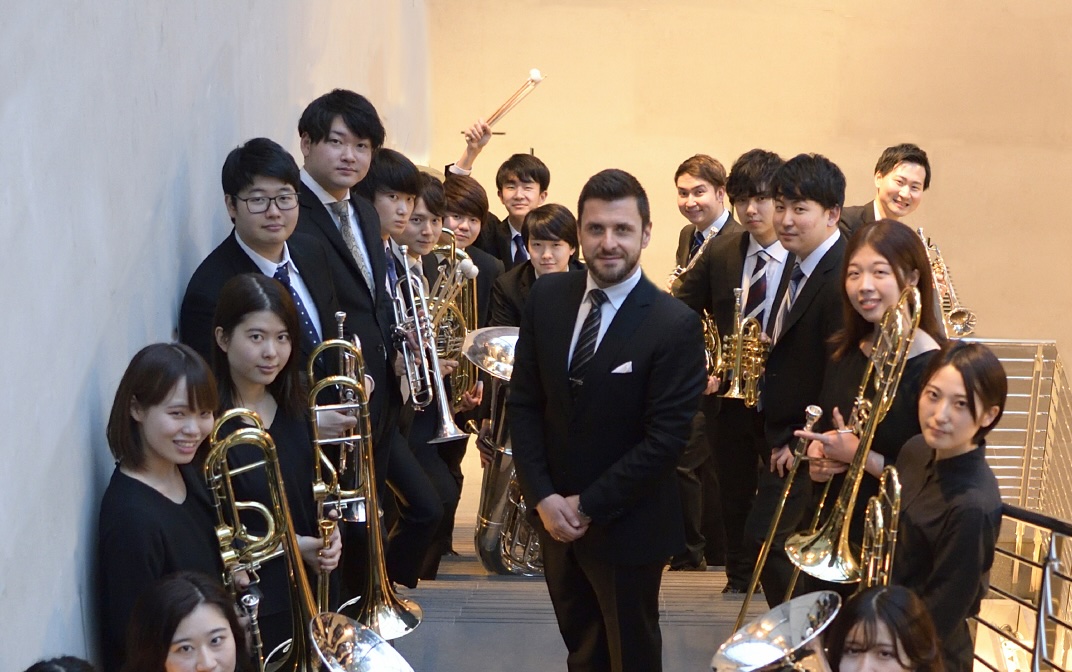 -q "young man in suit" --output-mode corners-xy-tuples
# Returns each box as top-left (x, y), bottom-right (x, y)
(673, 149), (788, 592)
(510, 169), (706, 672)
(840, 143), (931, 234)
(292, 90), (441, 594)
(474, 153), (550, 270)
(746, 153), (847, 605)
(673, 154), (743, 269)
(442, 174), (505, 328)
